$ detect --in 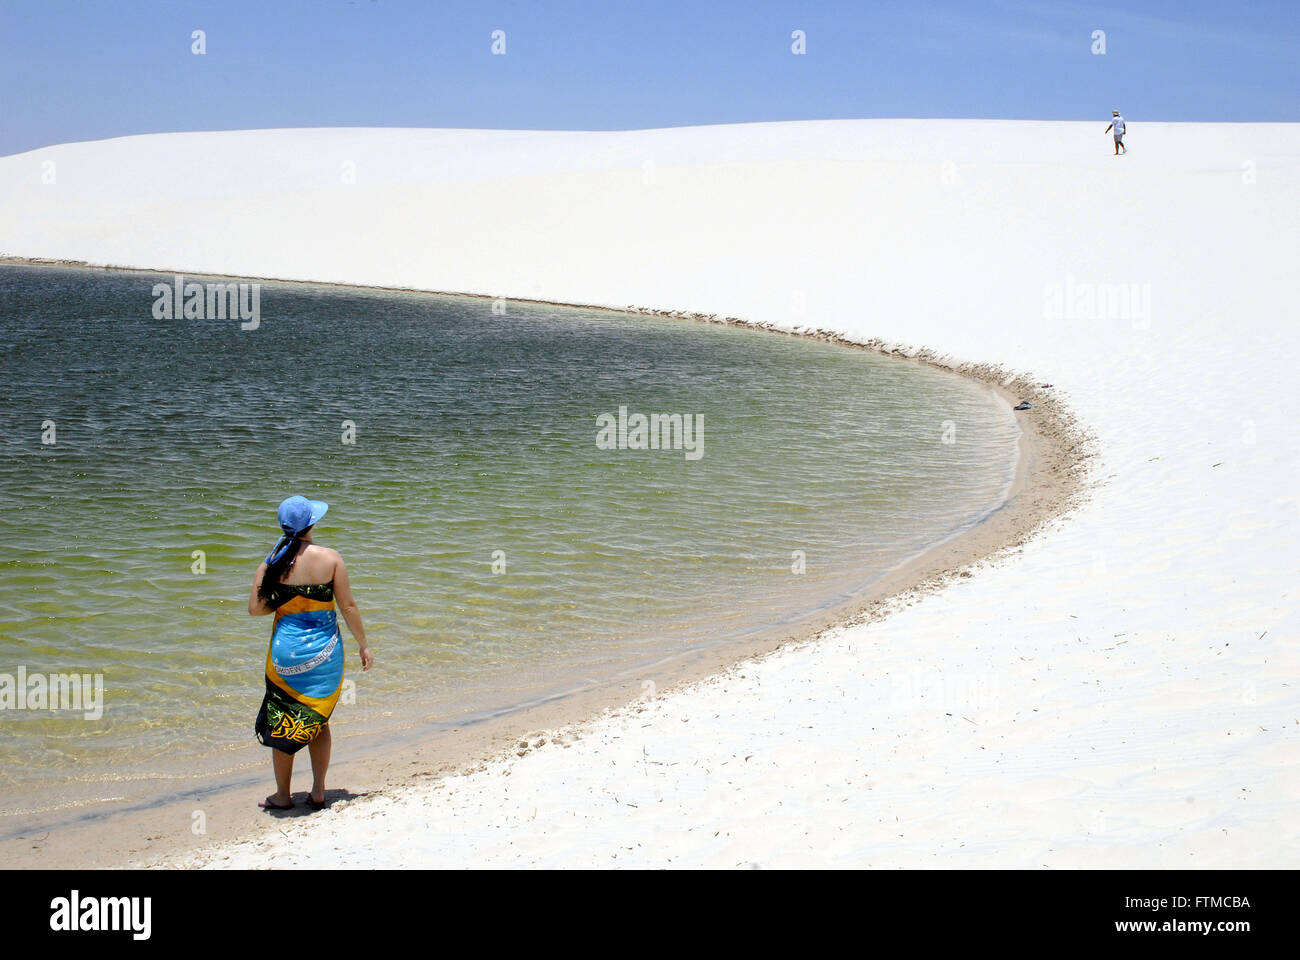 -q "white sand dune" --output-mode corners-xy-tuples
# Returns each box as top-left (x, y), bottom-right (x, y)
(3, 119), (1298, 867)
